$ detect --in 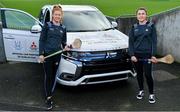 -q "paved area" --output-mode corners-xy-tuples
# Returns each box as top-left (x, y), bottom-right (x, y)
(0, 62), (180, 111)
